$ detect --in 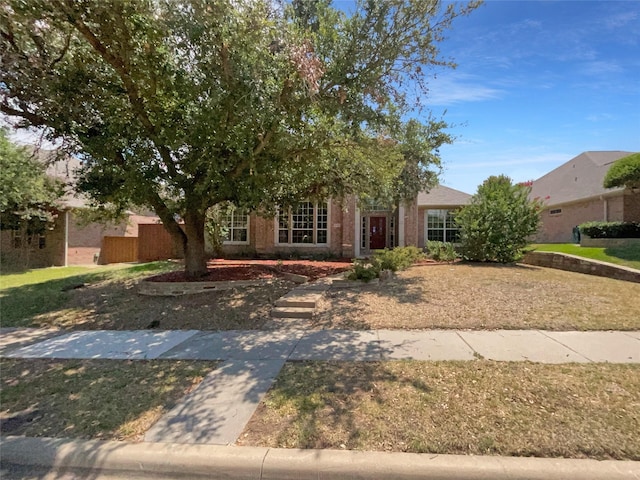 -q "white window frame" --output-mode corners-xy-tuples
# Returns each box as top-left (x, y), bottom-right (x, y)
(424, 209), (460, 243)
(222, 207), (250, 245)
(275, 201), (330, 247)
